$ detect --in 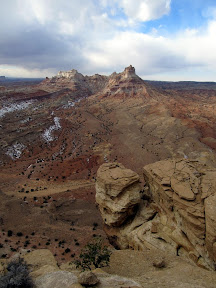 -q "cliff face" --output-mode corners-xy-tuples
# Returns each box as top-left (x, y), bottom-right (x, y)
(96, 160), (216, 270)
